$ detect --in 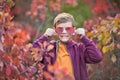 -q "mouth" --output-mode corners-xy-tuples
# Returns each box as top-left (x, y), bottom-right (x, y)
(59, 34), (70, 39)
(58, 34), (71, 42)
(59, 34), (70, 38)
